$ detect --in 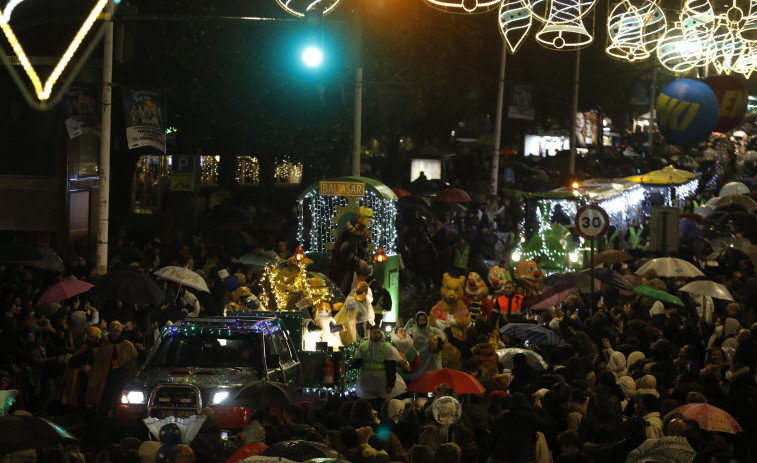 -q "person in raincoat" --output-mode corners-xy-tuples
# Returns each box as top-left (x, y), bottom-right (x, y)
(351, 324), (406, 400)
(405, 311), (444, 380)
